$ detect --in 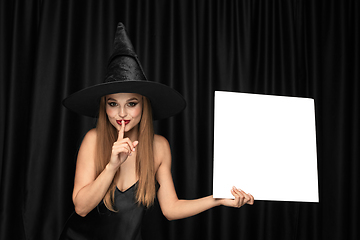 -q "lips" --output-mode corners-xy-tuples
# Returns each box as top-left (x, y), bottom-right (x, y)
(116, 120), (130, 125)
